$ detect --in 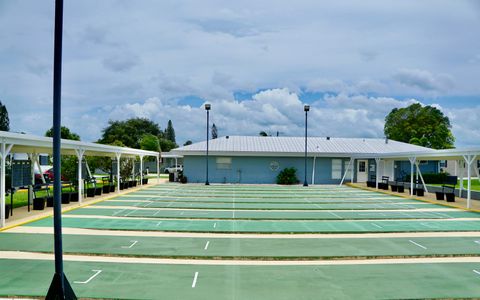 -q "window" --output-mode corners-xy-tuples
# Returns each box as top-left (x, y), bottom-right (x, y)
(343, 160), (352, 180)
(332, 159), (342, 179)
(440, 160), (448, 168)
(216, 157), (232, 170)
(358, 161), (366, 172)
